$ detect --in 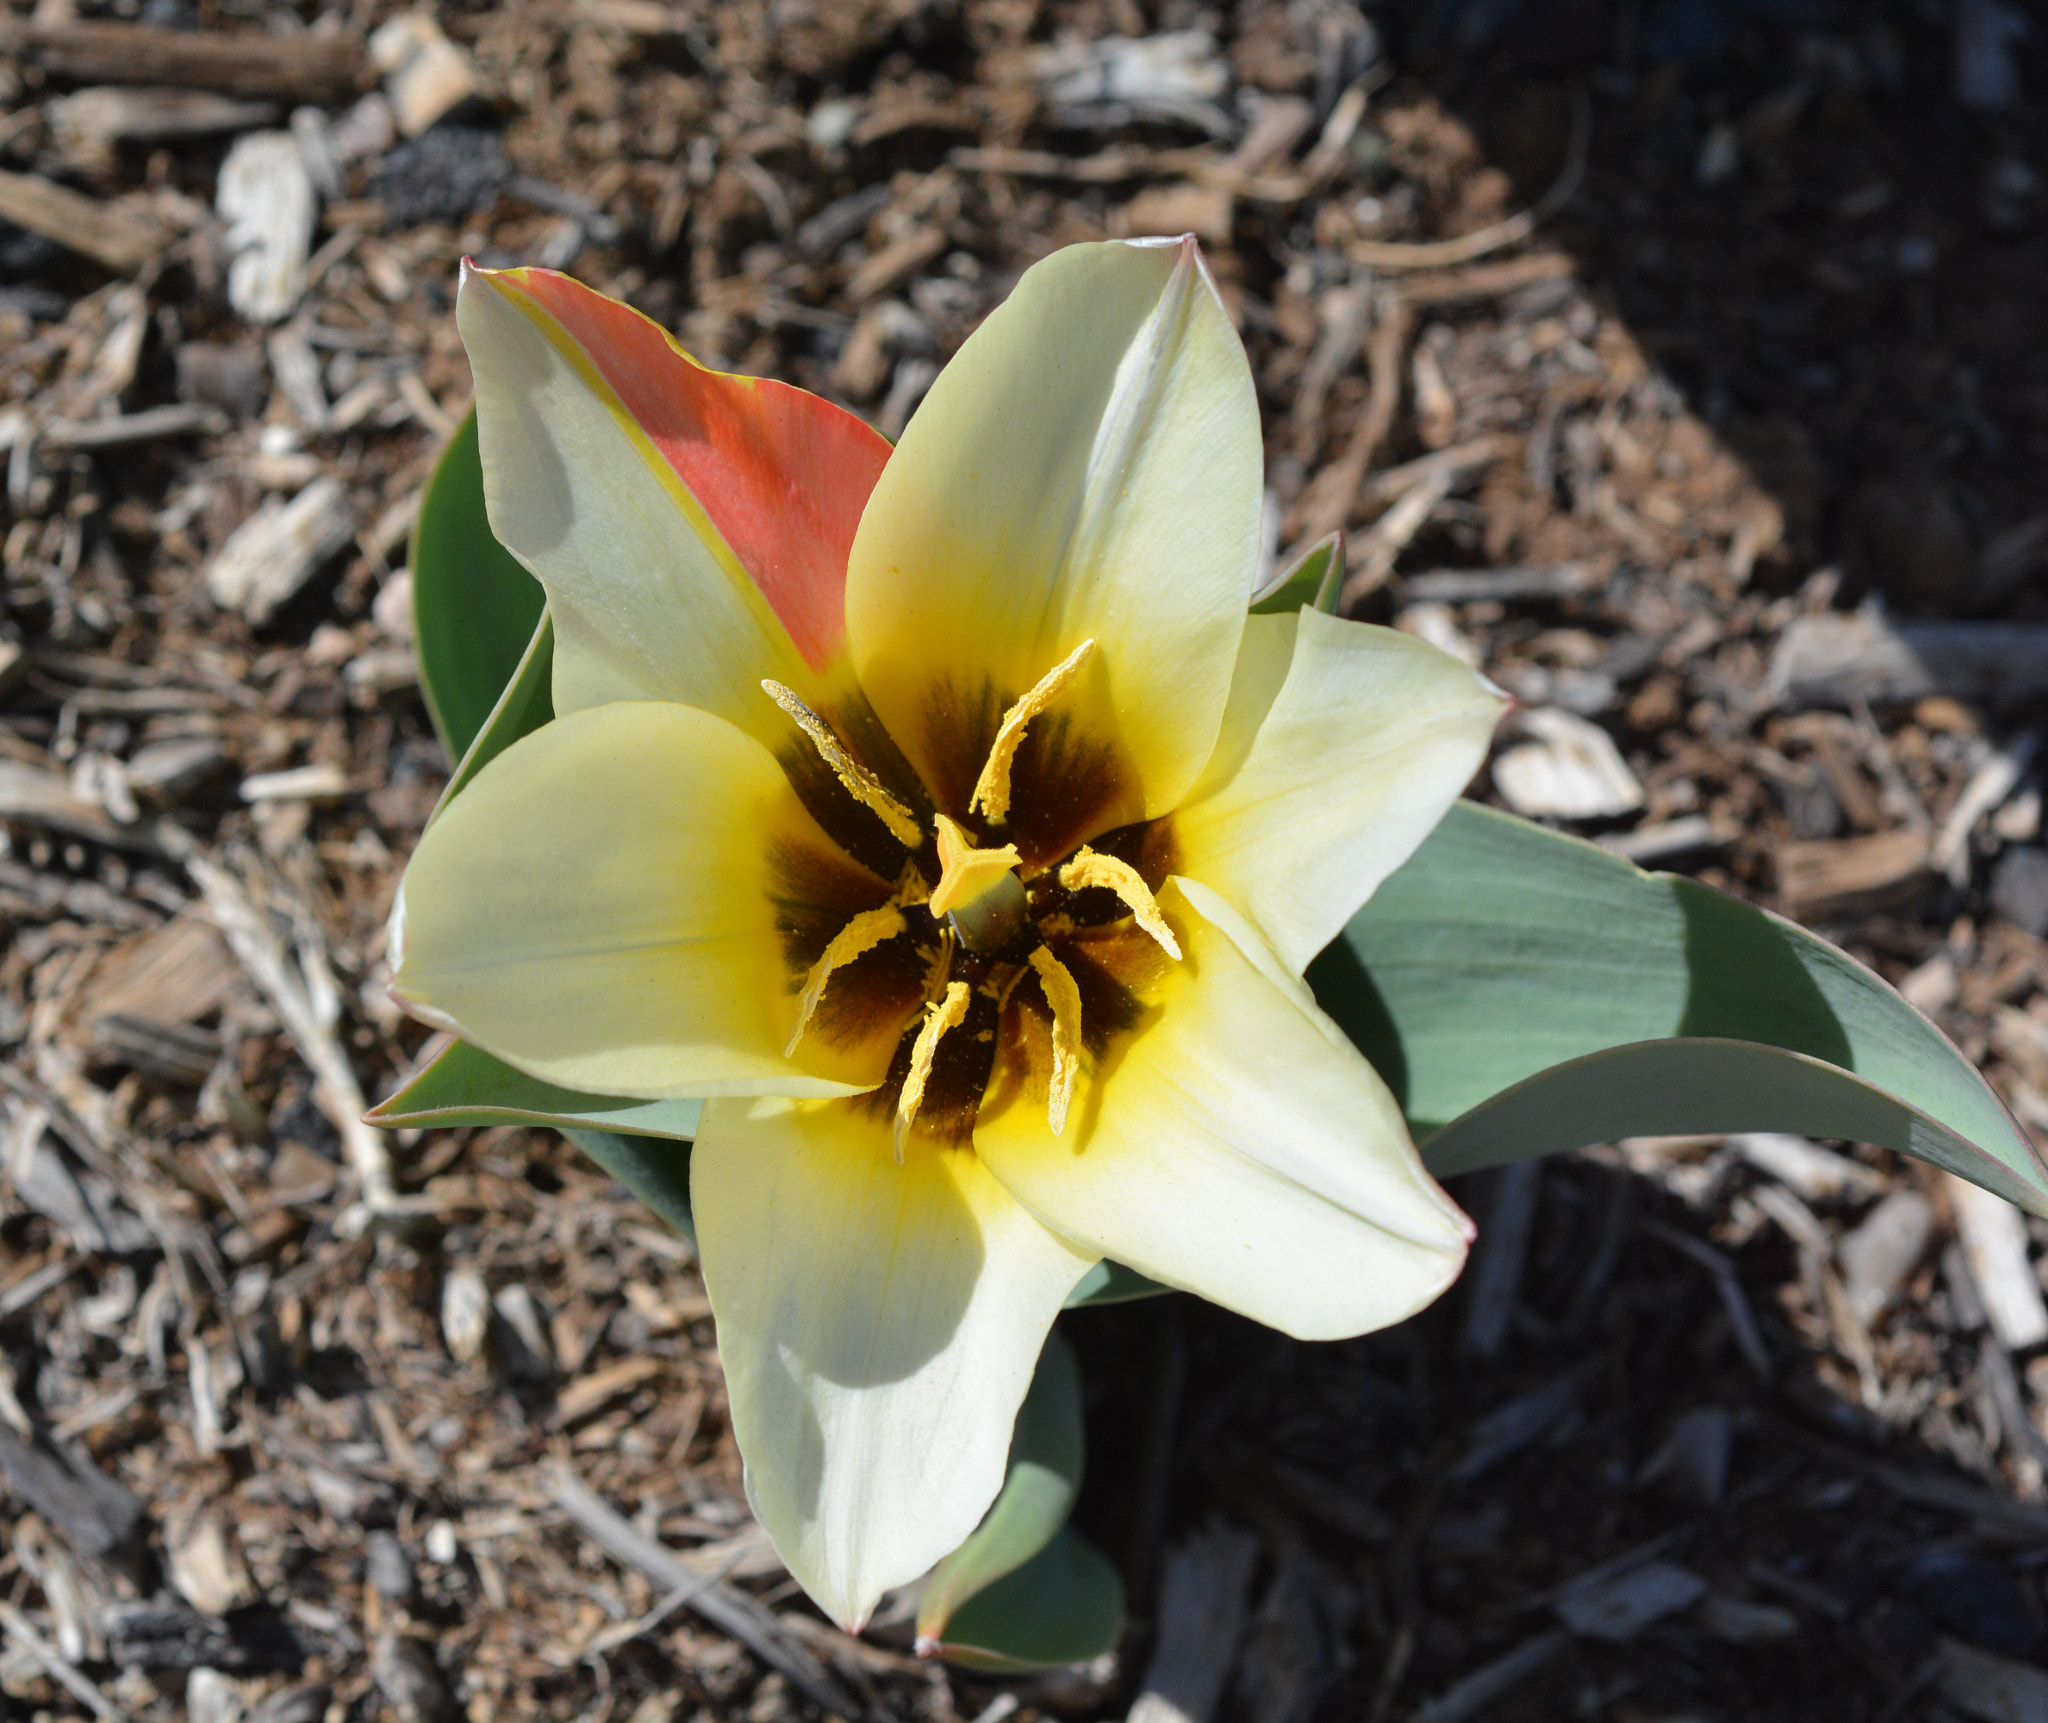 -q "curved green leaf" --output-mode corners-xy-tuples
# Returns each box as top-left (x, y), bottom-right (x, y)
(1313, 801), (2047, 1210)
(563, 1127), (695, 1244)
(1063, 1259), (1170, 1308)
(431, 607), (554, 820)
(411, 408), (545, 761)
(1249, 530), (1344, 615)
(369, 1037), (702, 1141)
(927, 1527), (1125, 1674)
(918, 1327), (1084, 1653)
